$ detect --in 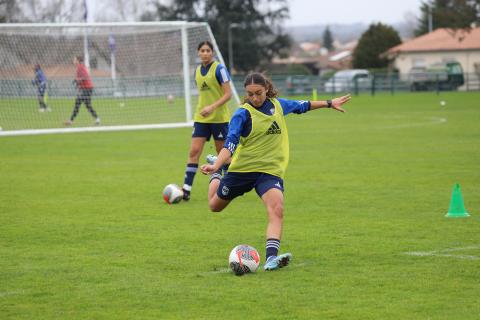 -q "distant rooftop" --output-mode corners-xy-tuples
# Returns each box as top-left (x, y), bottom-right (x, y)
(387, 27), (480, 54)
